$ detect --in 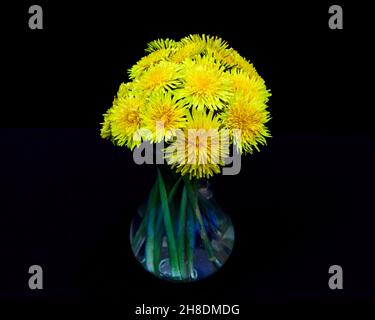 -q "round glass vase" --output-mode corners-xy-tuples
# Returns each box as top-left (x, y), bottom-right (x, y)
(130, 168), (234, 282)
